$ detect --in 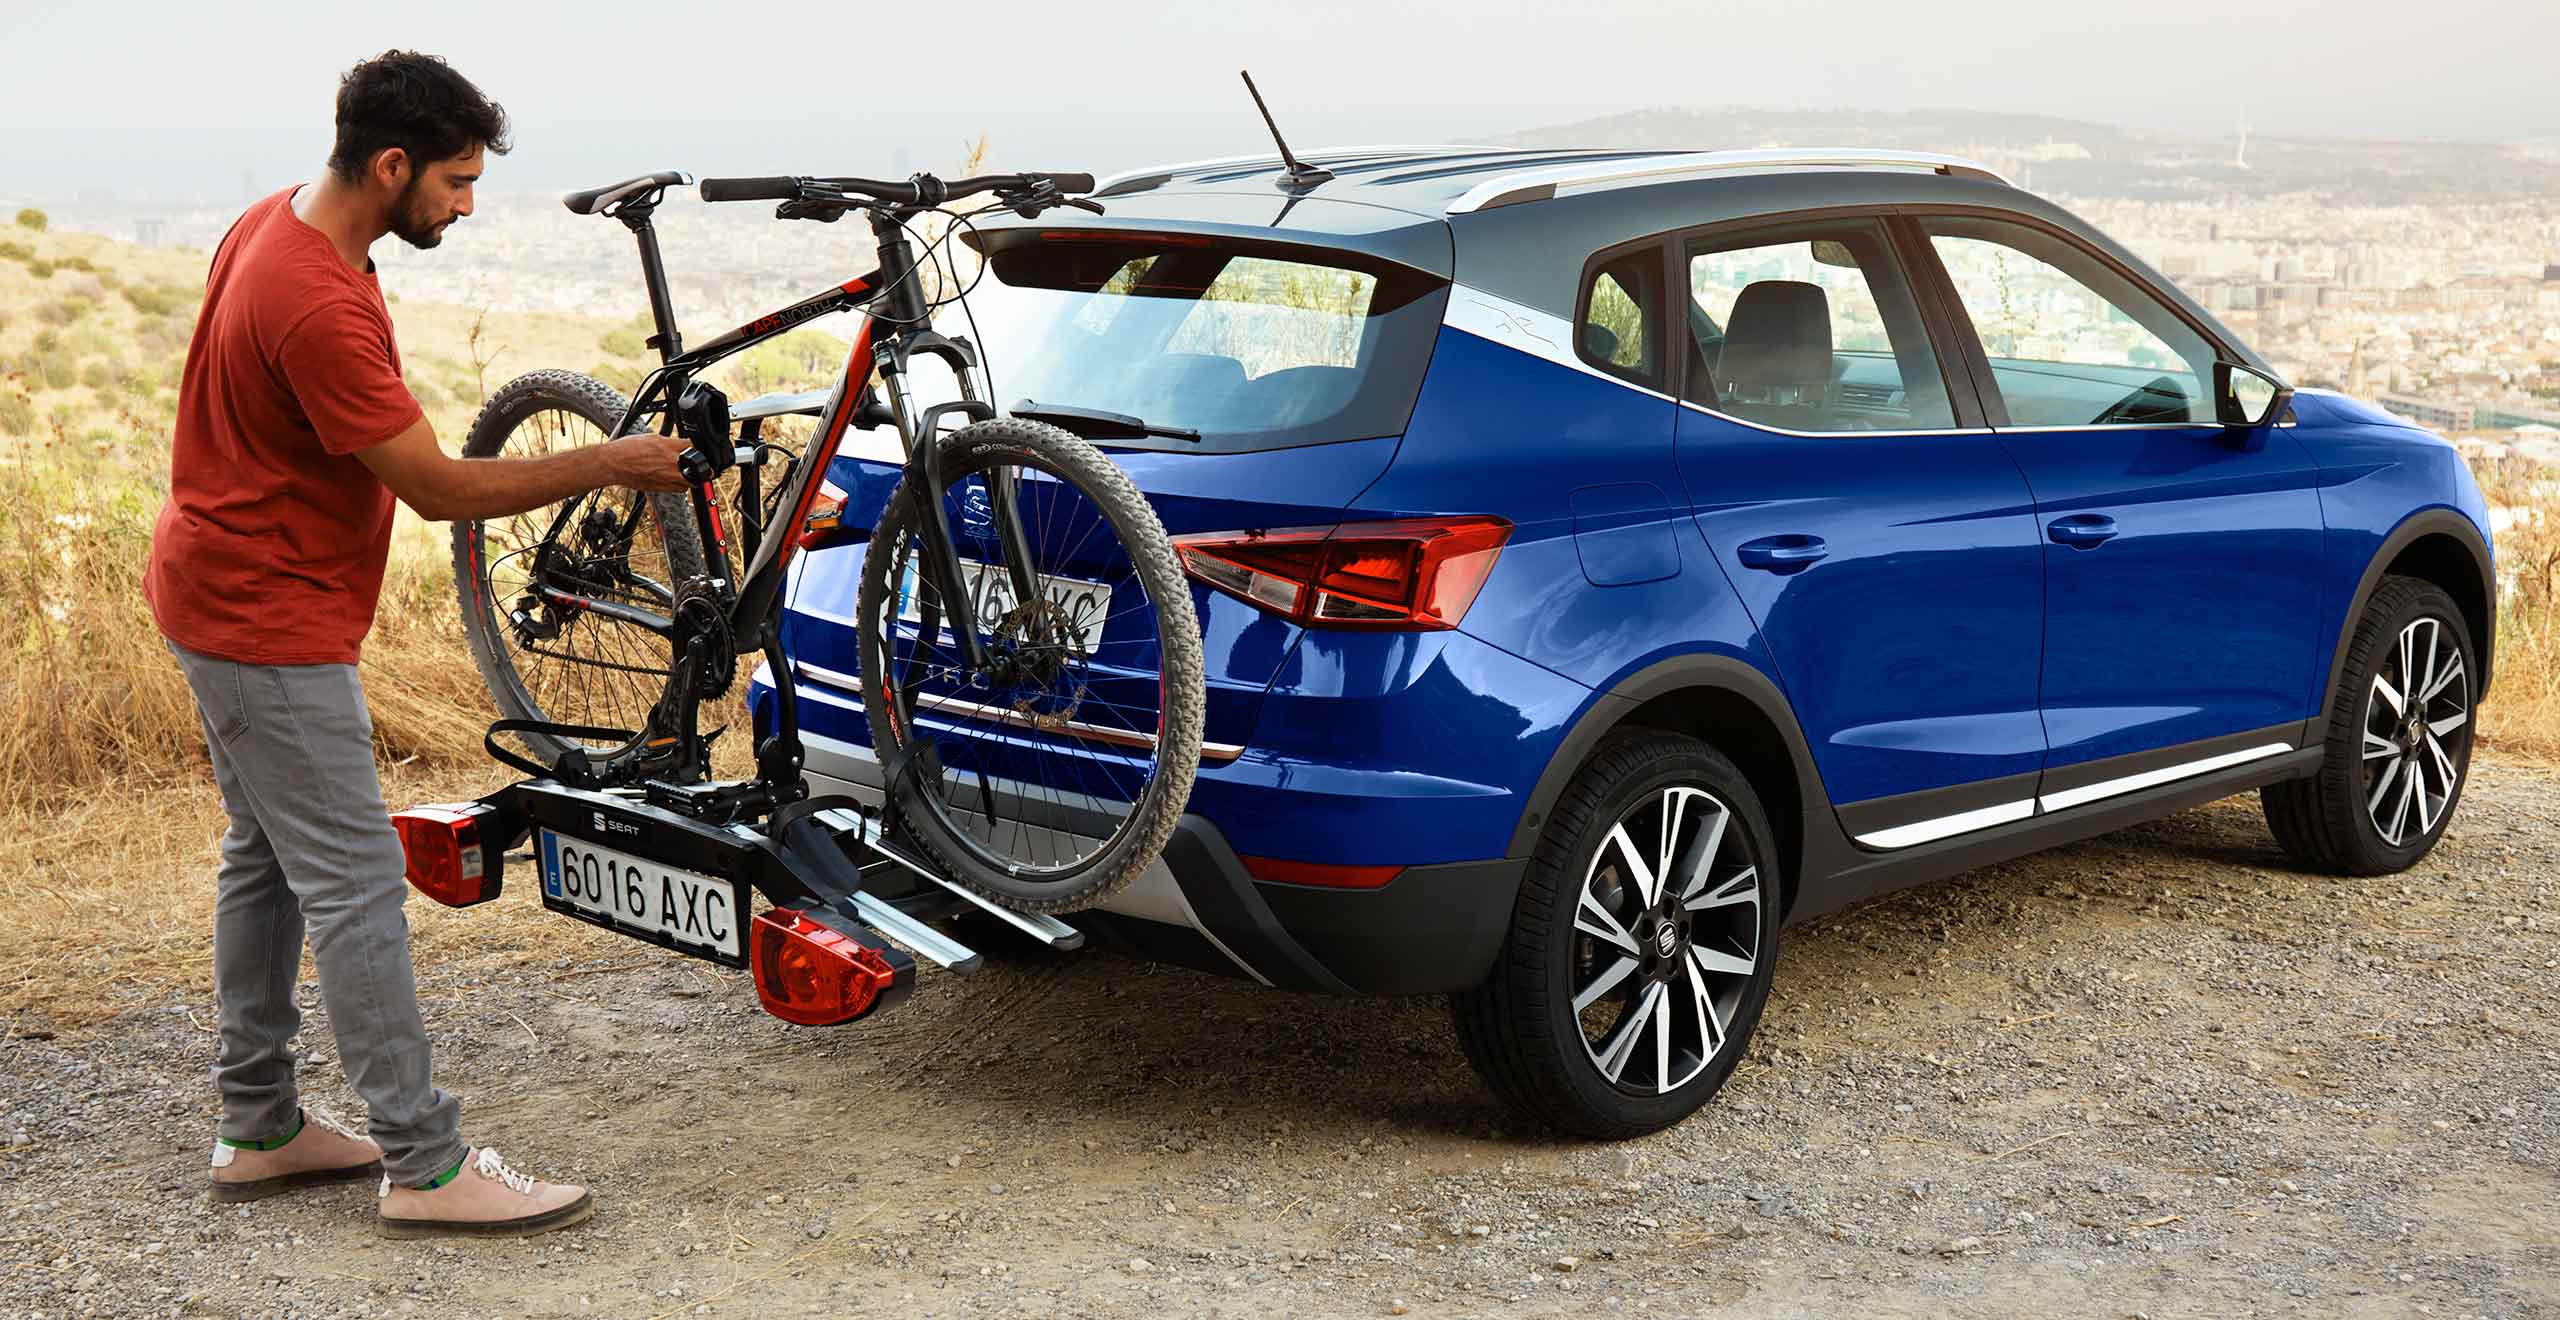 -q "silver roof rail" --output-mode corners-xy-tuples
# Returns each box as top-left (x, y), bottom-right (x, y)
(1443, 148), (2015, 214)
(1091, 144), (1502, 195)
